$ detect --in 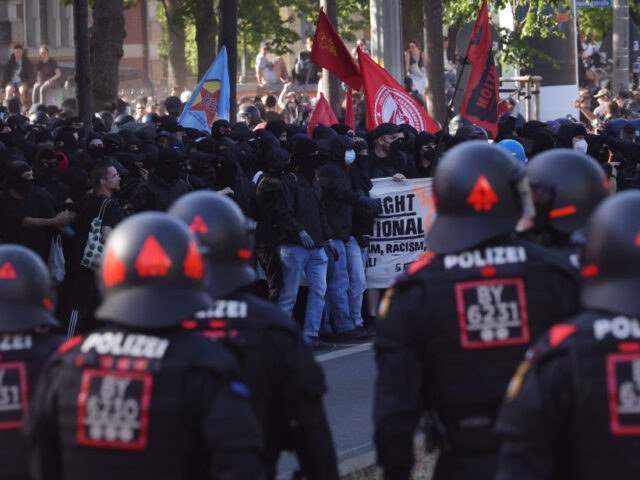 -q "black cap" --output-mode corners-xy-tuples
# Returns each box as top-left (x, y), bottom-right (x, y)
(372, 122), (400, 140)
